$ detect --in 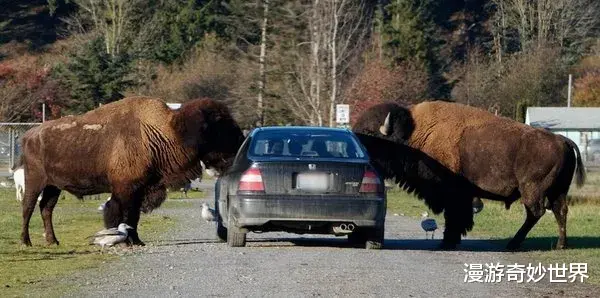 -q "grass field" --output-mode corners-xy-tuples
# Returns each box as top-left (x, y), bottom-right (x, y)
(167, 188), (207, 200)
(0, 188), (193, 297)
(386, 172), (600, 285)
